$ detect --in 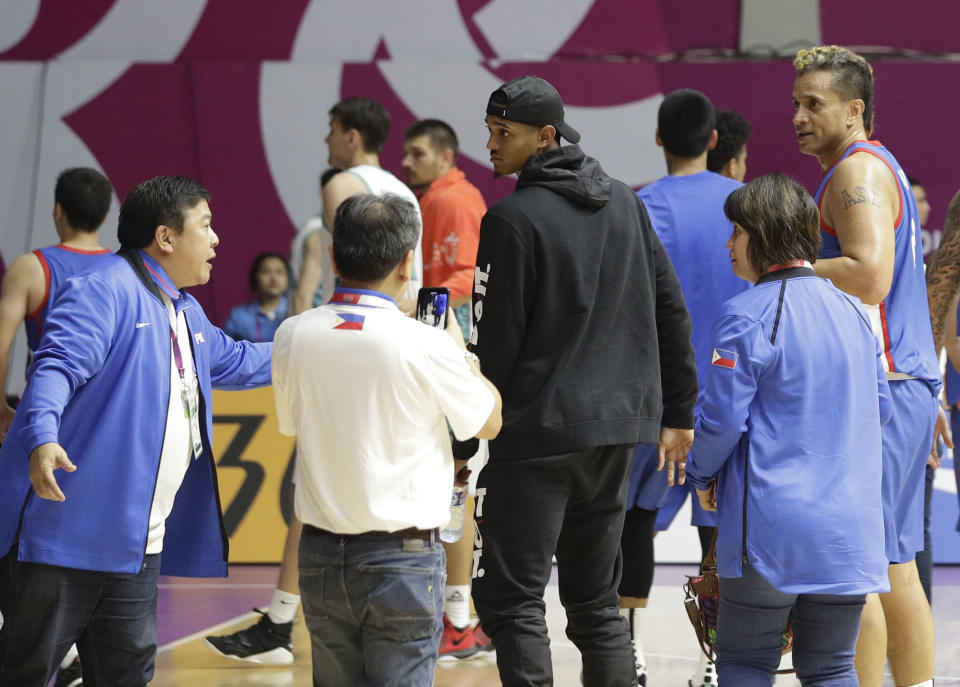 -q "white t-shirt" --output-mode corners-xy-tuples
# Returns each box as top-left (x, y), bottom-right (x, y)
(272, 288), (494, 534)
(146, 295), (198, 553)
(319, 165), (424, 304)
